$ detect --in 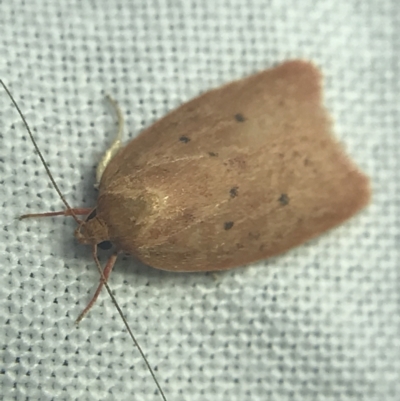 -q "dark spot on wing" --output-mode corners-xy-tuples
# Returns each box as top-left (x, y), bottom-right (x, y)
(230, 186), (239, 198)
(279, 193), (289, 206)
(224, 221), (234, 230)
(208, 151), (219, 157)
(234, 113), (246, 122)
(179, 136), (190, 143)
